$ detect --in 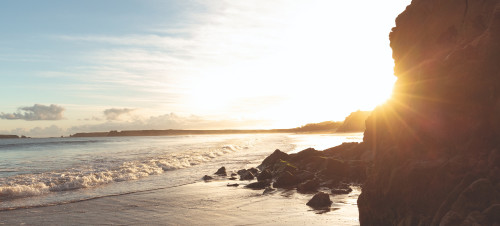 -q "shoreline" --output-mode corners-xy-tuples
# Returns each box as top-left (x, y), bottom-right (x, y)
(0, 180), (360, 225)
